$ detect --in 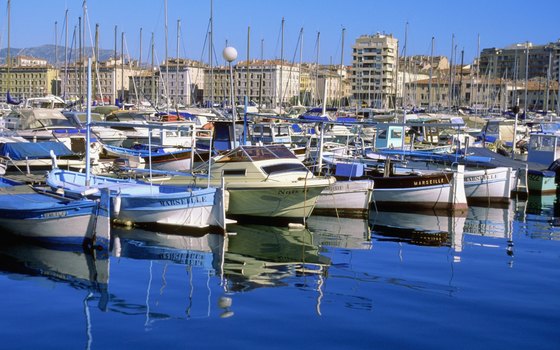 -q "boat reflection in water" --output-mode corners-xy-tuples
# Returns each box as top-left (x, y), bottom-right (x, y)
(224, 224), (331, 292)
(0, 239), (109, 349)
(369, 210), (464, 247)
(463, 204), (516, 261)
(0, 239), (109, 299)
(523, 194), (560, 240)
(110, 227), (230, 320)
(306, 215), (372, 249)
